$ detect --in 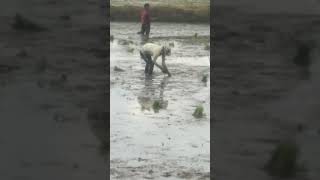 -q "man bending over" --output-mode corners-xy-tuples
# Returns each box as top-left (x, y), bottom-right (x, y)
(140, 43), (171, 76)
